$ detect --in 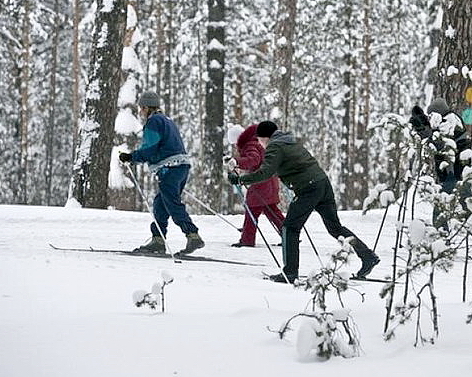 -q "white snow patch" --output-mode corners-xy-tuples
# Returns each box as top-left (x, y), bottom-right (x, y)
(445, 25), (455, 39)
(207, 38), (225, 51)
